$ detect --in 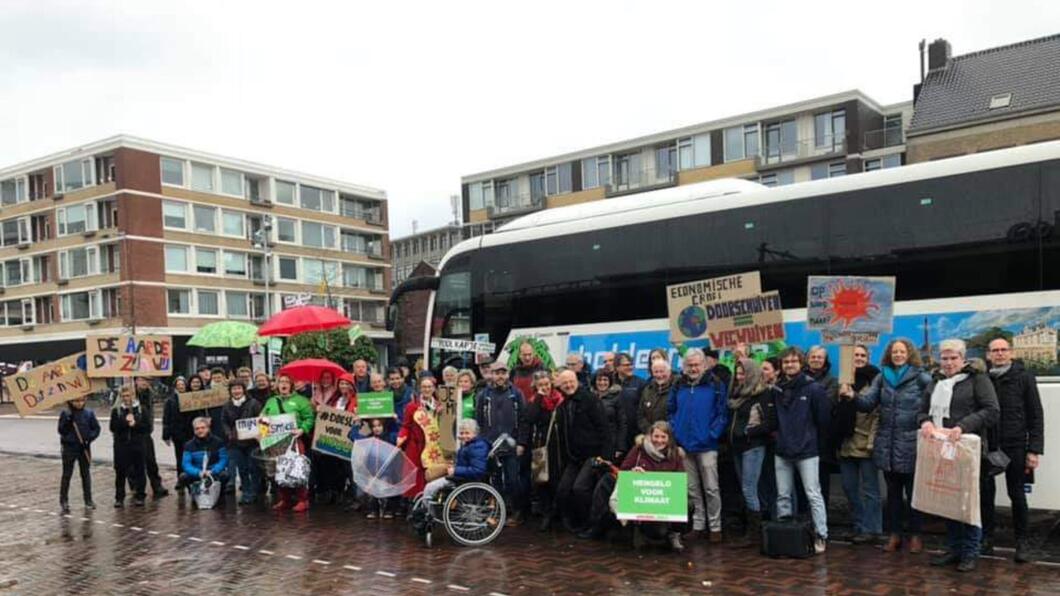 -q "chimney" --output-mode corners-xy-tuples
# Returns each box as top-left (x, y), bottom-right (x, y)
(927, 38), (951, 71)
